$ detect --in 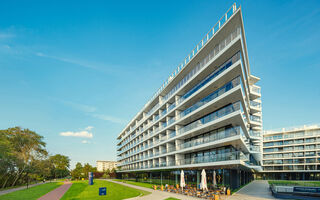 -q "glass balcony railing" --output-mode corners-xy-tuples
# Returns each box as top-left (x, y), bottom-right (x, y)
(250, 85), (261, 94)
(250, 145), (261, 152)
(178, 126), (243, 150)
(177, 101), (242, 136)
(177, 151), (248, 166)
(250, 130), (262, 137)
(180, 76), (241, 118)
(179, 52), (241, 104)
(250, 115), (262, 123)
(169, 131), (176, 138)
(250, 100), (261, 108)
